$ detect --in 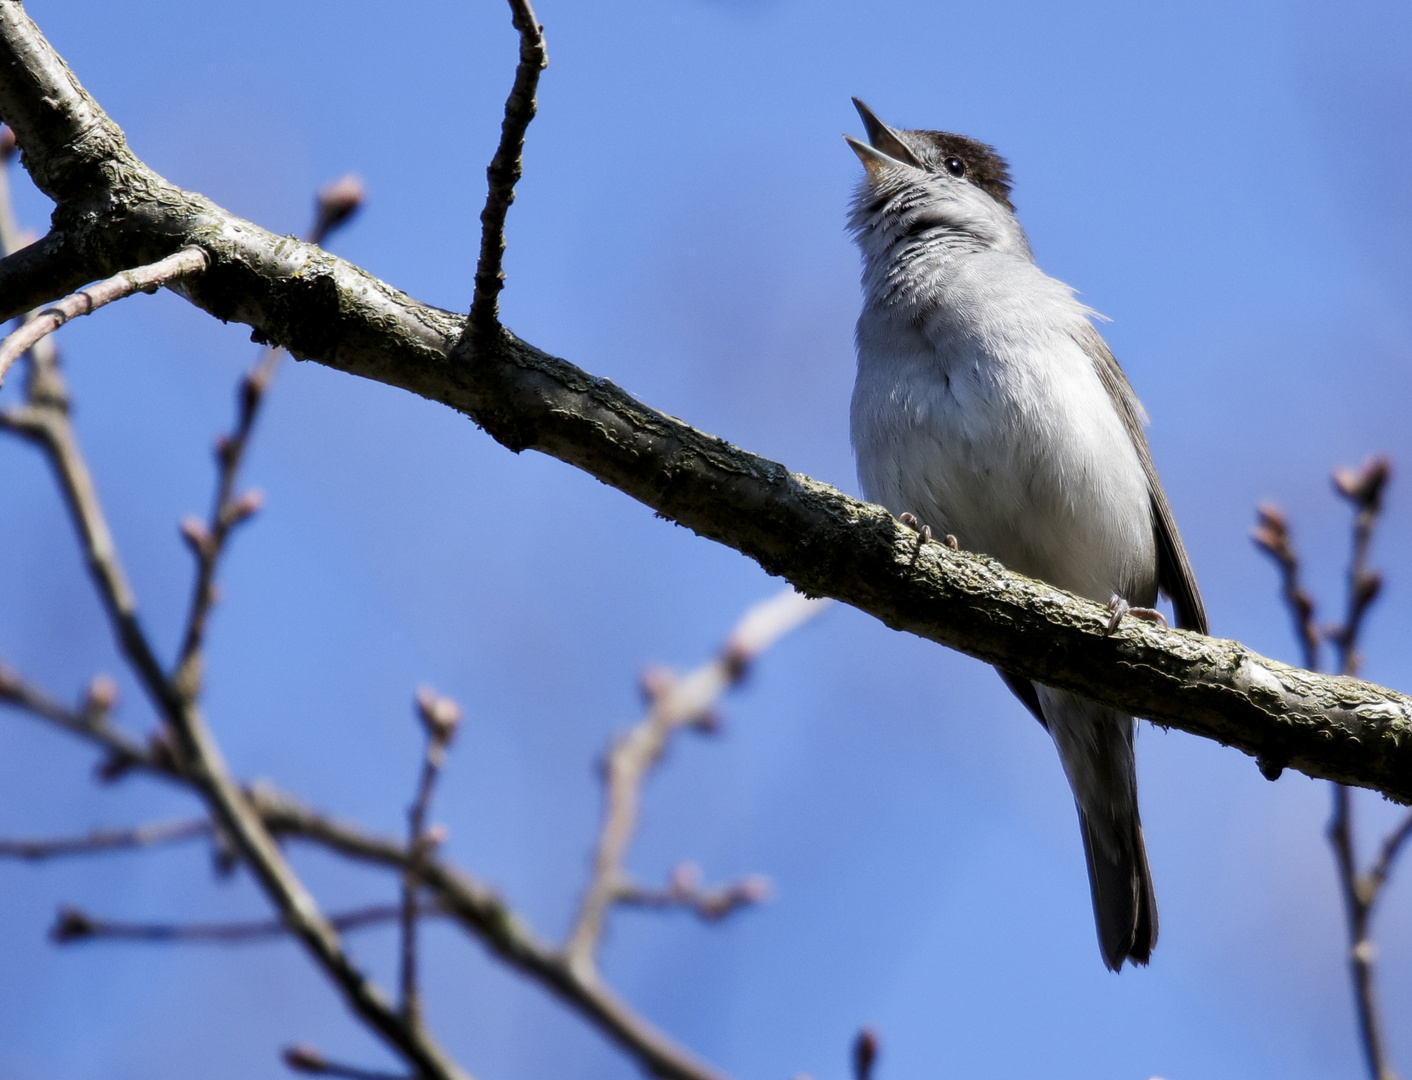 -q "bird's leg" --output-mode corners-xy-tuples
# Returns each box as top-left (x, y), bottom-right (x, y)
(1105, 595), (1168, 635)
